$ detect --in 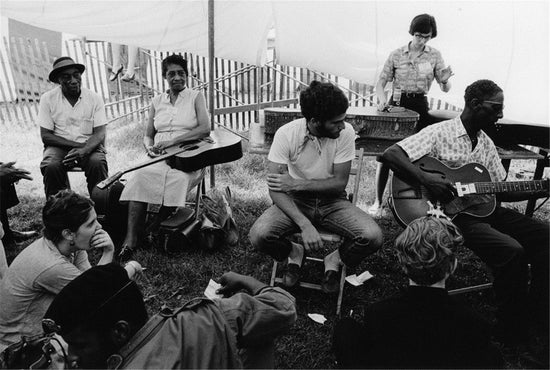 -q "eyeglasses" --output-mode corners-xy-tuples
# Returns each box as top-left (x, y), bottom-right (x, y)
(414, 33), (432, 40)
(167, 70), (186, 78)
(482, 100), (504, 112)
